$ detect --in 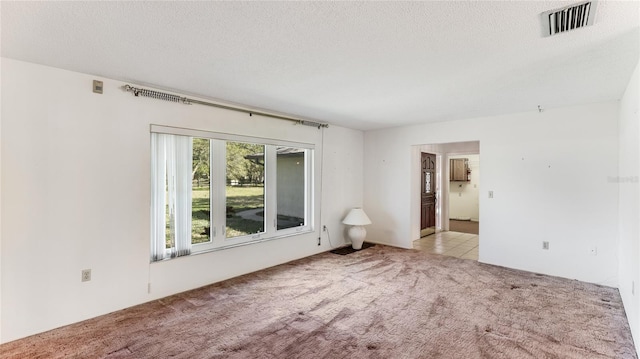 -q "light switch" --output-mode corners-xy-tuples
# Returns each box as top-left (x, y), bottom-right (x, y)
(93, 80), (103, 94)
